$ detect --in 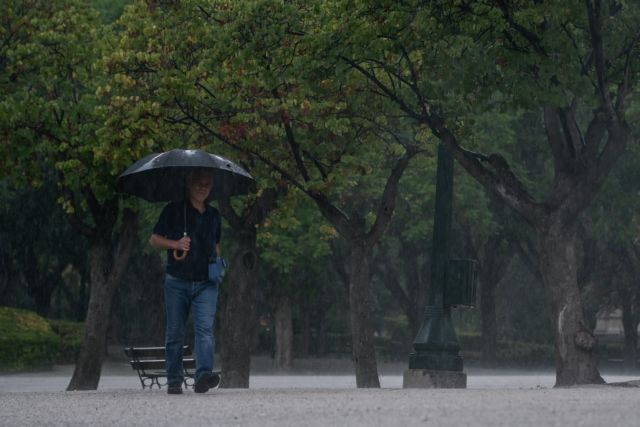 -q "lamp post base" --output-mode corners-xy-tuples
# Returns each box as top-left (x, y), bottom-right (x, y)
(408, 350), (464, 371)
(402, 369), (467, 389)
